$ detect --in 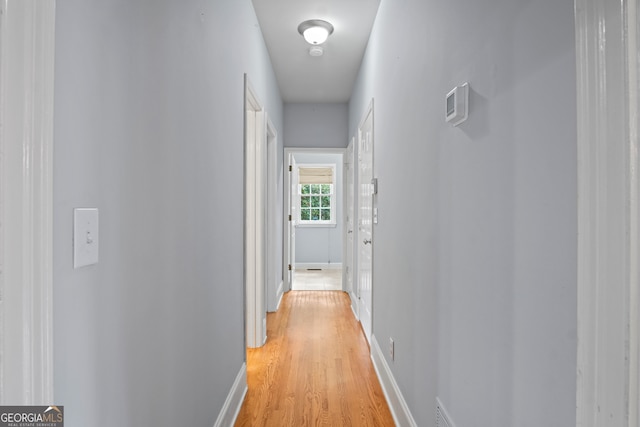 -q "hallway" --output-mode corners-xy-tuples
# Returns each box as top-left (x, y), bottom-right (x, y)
(13, 0), (602, 425)
(235, 290), (394, 426)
